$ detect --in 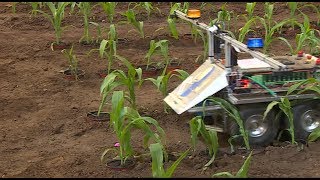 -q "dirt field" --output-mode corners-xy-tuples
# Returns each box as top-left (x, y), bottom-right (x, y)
(1, 2), (320, 178)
